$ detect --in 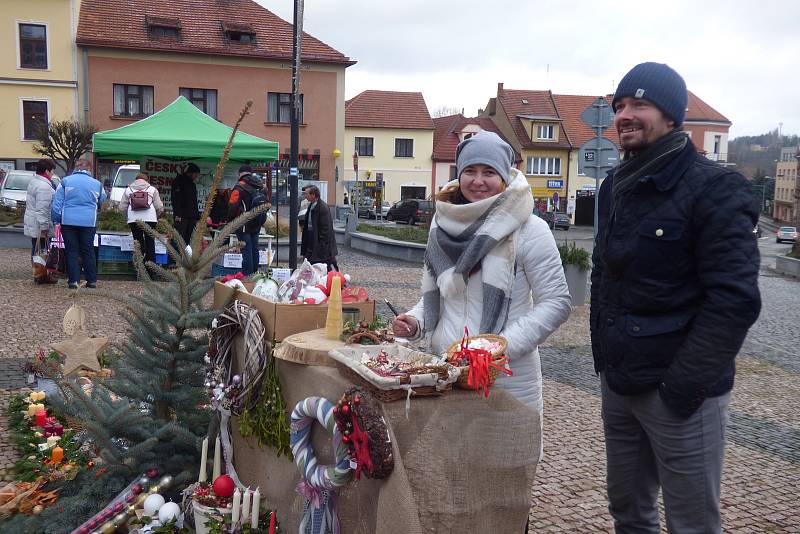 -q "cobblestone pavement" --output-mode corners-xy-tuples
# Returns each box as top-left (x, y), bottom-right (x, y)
(0, 247), (797, 532)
